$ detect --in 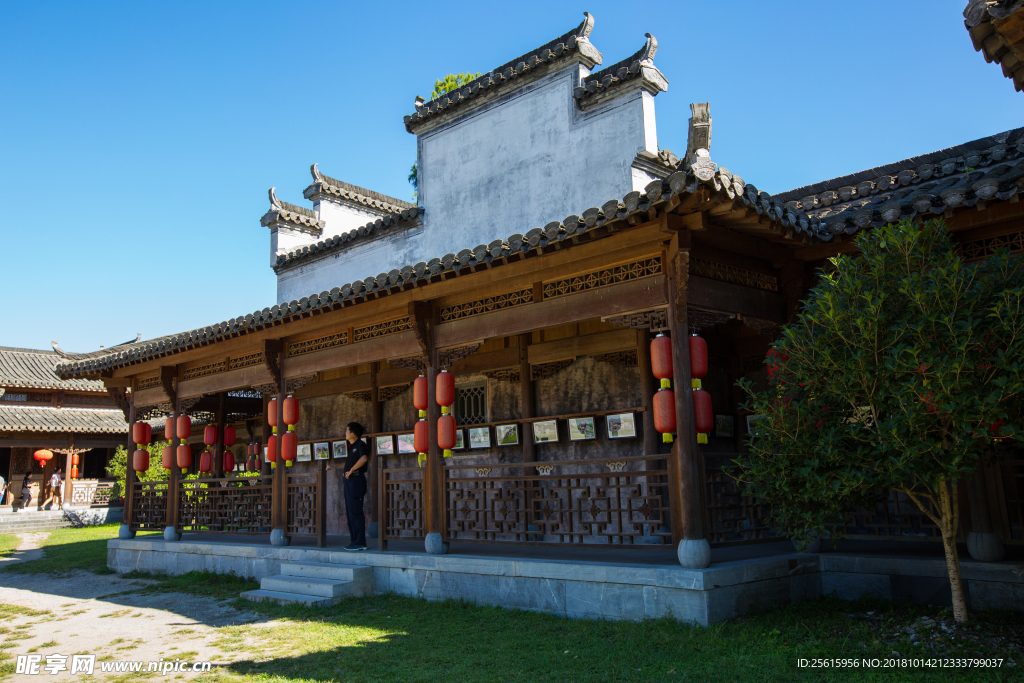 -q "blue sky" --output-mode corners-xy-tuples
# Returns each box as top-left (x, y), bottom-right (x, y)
(0, 1), (1018, 352)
